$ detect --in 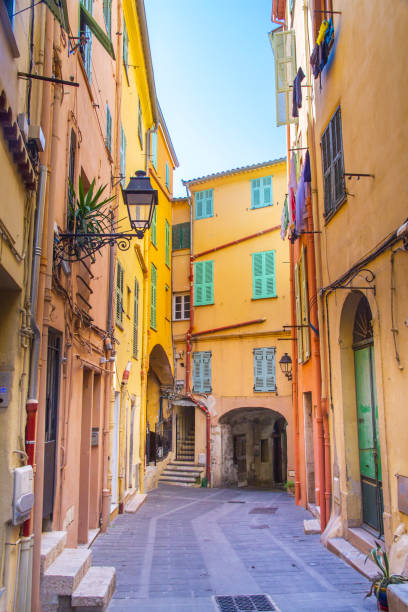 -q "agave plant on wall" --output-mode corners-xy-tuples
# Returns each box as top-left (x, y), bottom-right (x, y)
(60, 176), (115, 262)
